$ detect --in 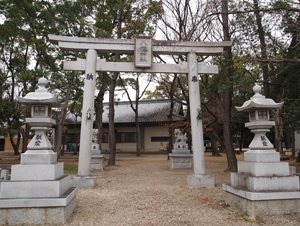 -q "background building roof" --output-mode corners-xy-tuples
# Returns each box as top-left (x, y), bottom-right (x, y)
(65, 99), (185, 125)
